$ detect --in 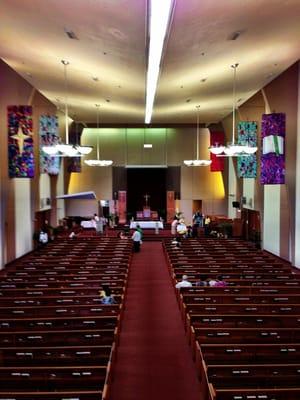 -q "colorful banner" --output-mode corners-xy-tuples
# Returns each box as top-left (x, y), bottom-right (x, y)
(118, 190), (127, 224)
(166, 191), (175, 223)
(237, 121), (257, 178)
(40, 115), (60, 175)
(8, 105), (34, 178)
(260, 113), (285, 185)
(210, 131), (224, 172)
